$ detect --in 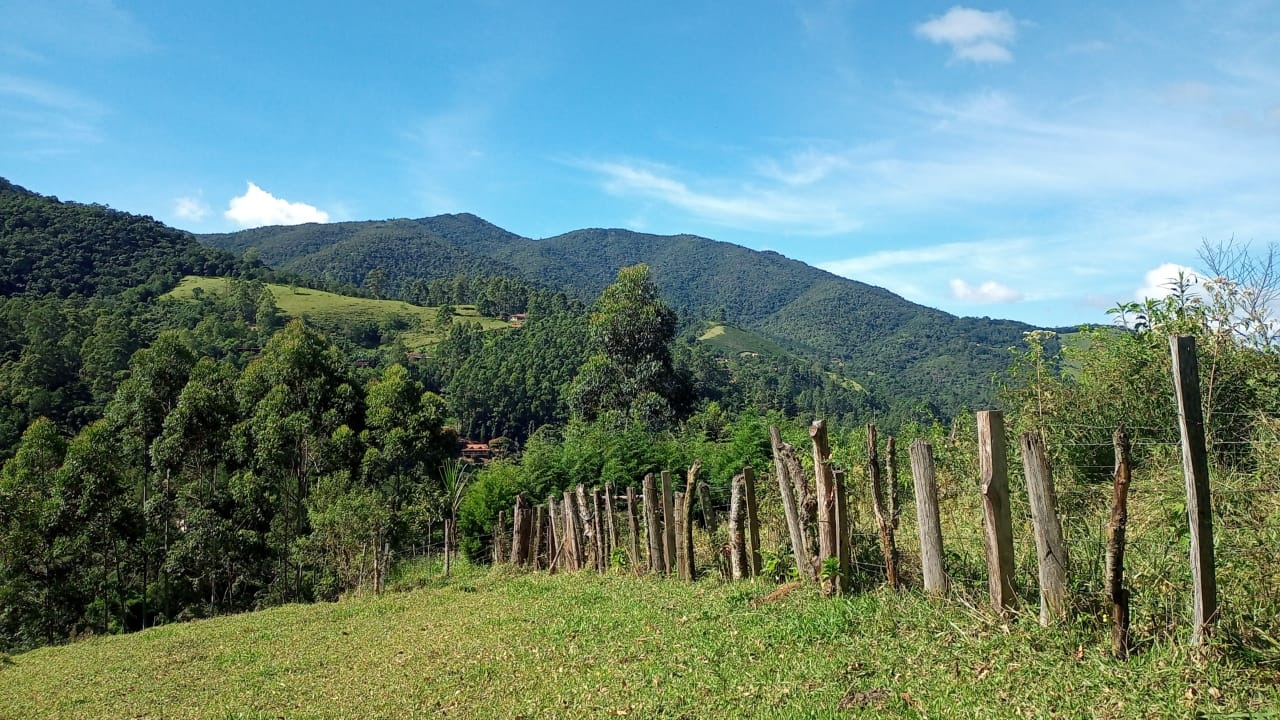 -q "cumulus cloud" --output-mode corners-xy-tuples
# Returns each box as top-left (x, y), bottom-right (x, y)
(915, 7), (1017, 63)
(224, 182), (330, 227)
(173, 195), (209, 222)
(1135, 263), (1199, 301)
(949, 278), (1024, 303)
